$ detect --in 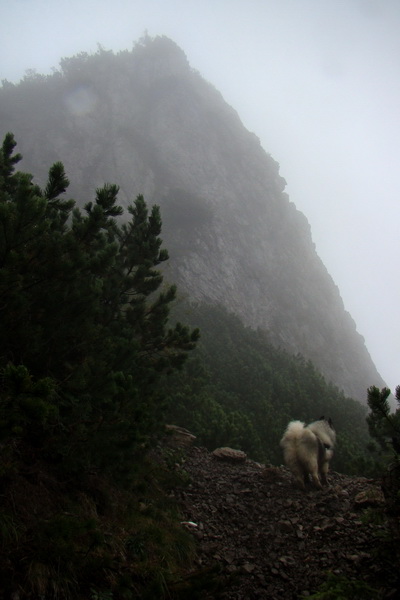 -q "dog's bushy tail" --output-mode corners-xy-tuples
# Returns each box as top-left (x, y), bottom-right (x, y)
(280, 420), (305, 446)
